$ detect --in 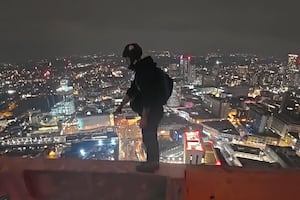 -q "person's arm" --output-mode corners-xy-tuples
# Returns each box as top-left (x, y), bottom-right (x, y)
(115, 94), (131, 113)
(115, 79), (138, 113)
